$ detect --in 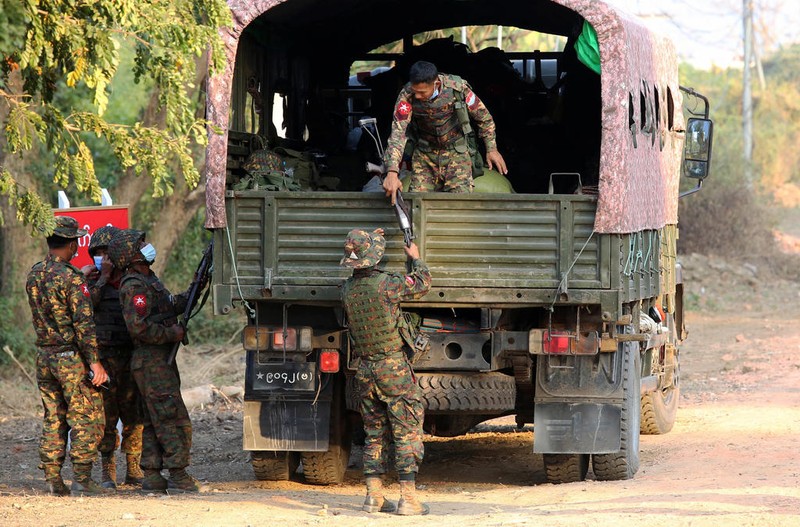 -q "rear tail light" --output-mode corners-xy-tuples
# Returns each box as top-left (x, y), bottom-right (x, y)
(243, 326), (313, 351)
(319, 350), (340, 373)
(542, 330), (573, 354)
